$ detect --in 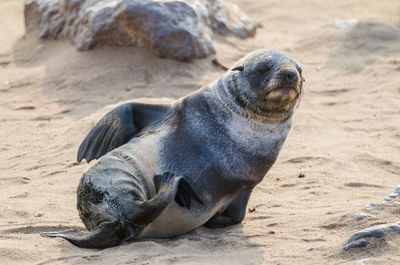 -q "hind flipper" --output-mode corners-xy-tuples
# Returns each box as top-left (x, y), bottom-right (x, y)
(41, 220), (135, 249)
(78, 102), (171, 163)
(130, 172), (203, 226)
